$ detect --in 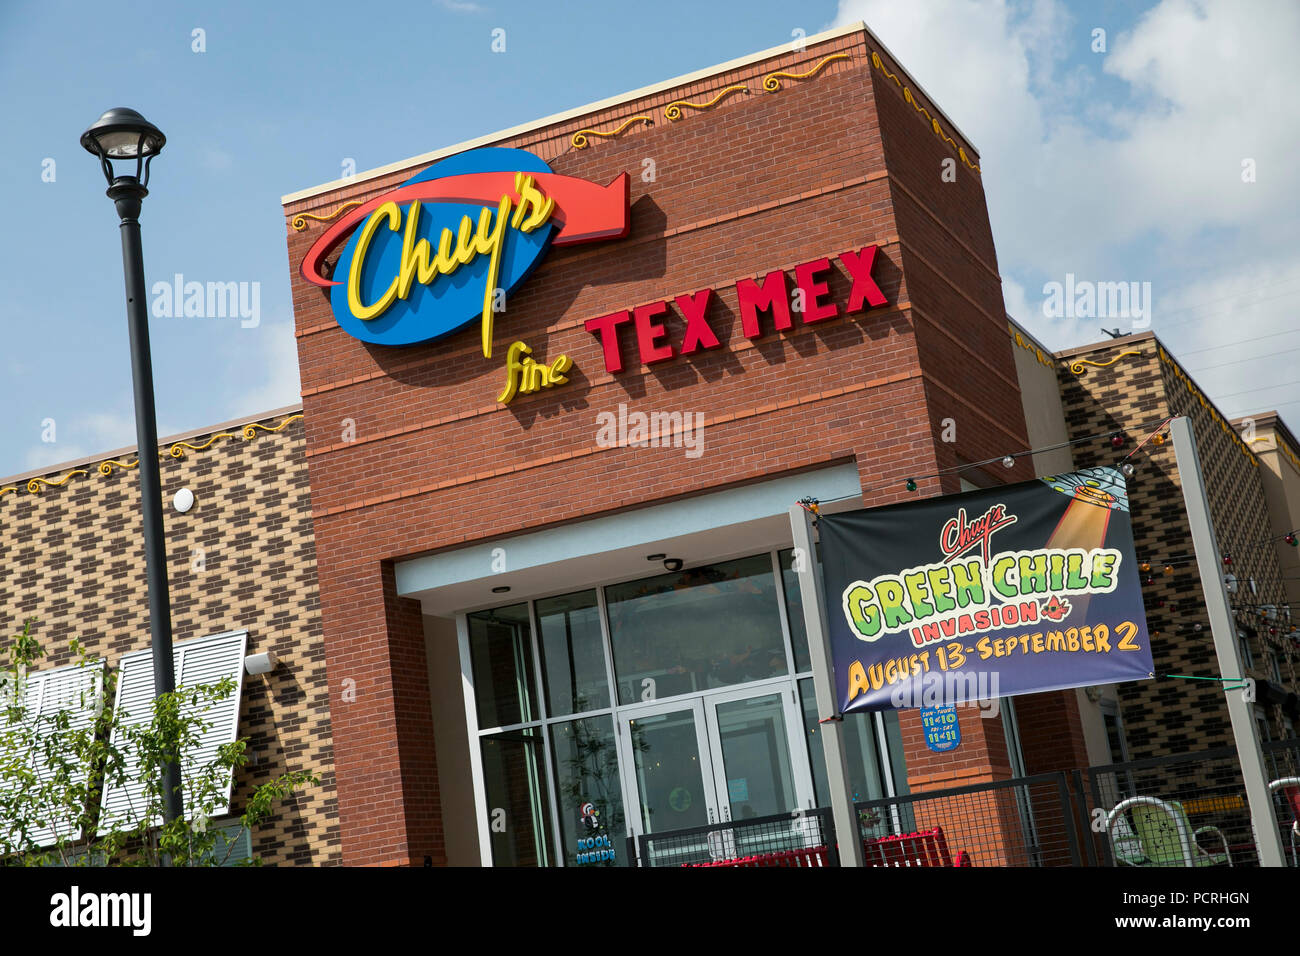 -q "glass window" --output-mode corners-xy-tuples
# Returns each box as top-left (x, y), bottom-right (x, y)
(536, 591), (610, 717)
(628, 708), (711, 833)
(605, 555), (788, 705)
(549, 715), (626, 867)
(779, 549), (812, 674)
(1238, 631), (1254, 670)
(1103, 711), (1128, 764)
(798, 678), (893, 820)
(468, 604), (537, 728)
(1254, 708), (1273, 743)
(481, 728), (552, 866)
(715, 693), (796, 820)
